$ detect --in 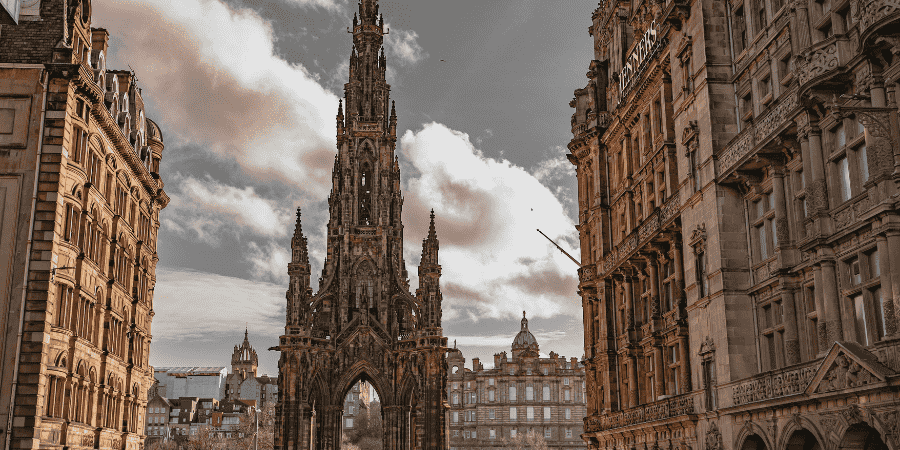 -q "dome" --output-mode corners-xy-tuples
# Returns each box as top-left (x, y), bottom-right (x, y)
(146, 117), (164, 143)
(512, 312), (539, 355)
